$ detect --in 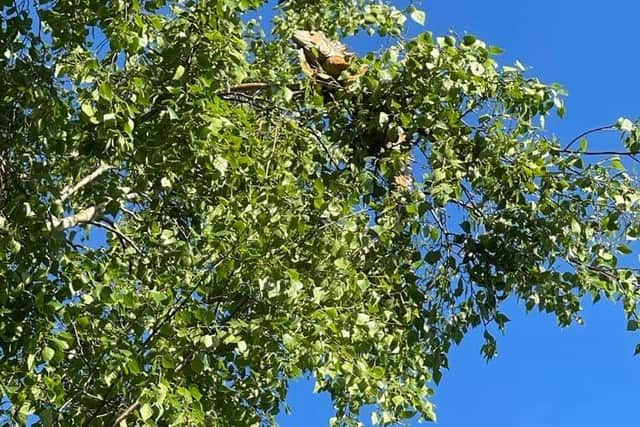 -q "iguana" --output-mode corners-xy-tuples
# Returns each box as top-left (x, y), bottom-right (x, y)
(292, 30), (412, 191)
(224, 30), (362, 95)
(222, 30), (412, 190)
